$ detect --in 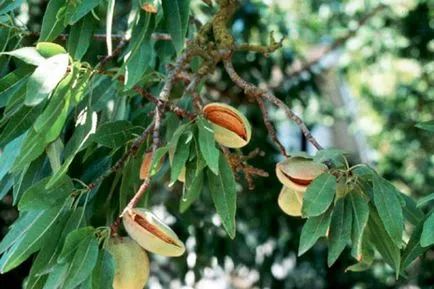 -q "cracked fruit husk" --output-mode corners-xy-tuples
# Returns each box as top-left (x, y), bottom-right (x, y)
(203, 103), (251, 148)
(123, 208), (186, 257)
(276, 156), (327, 192)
